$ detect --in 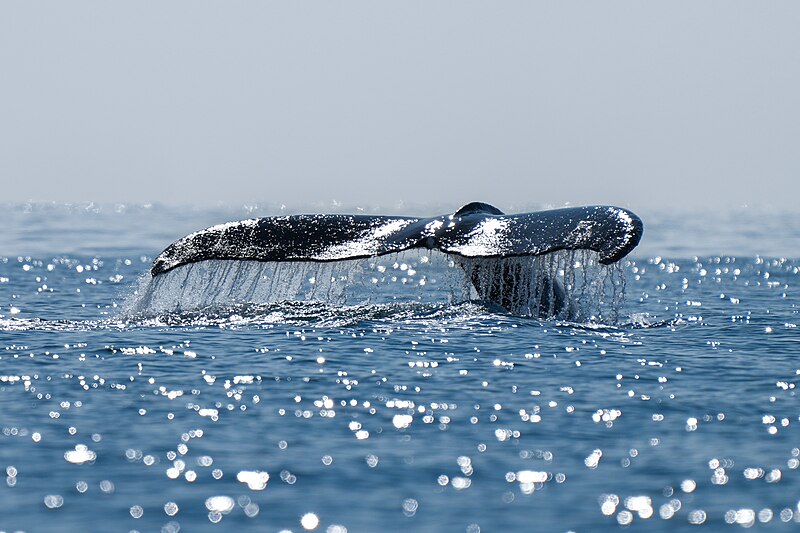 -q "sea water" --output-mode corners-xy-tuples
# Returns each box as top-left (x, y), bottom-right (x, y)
(1, 203), (799, 532)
